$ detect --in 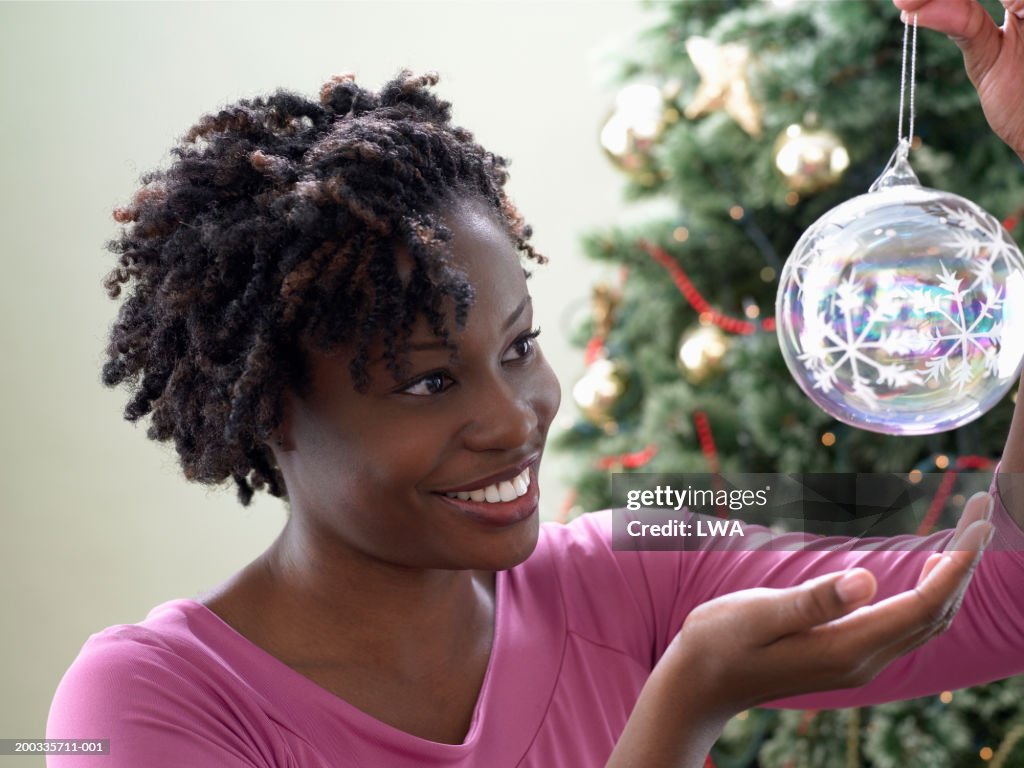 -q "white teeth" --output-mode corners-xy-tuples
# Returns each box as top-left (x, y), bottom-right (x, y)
(498, 481), (516, 502)
(444, 467), (532, 504)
